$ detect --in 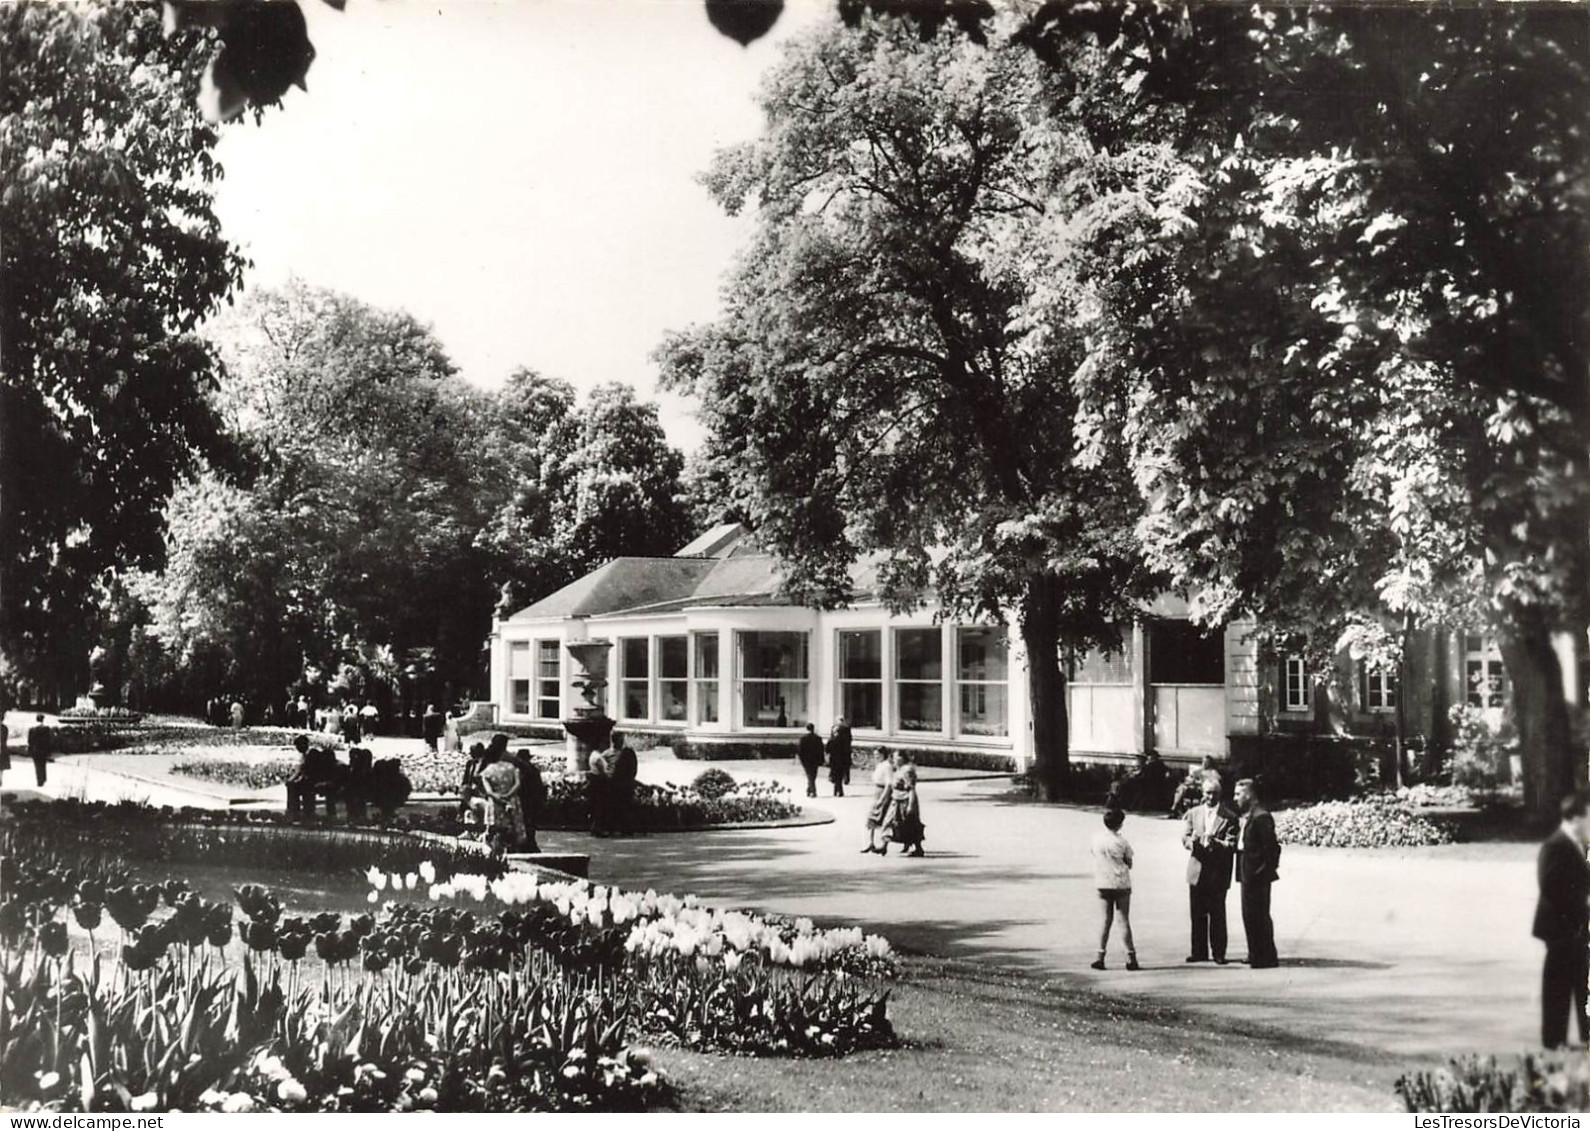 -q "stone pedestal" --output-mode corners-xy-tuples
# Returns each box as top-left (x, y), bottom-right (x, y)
(562, 714), (615, 774)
